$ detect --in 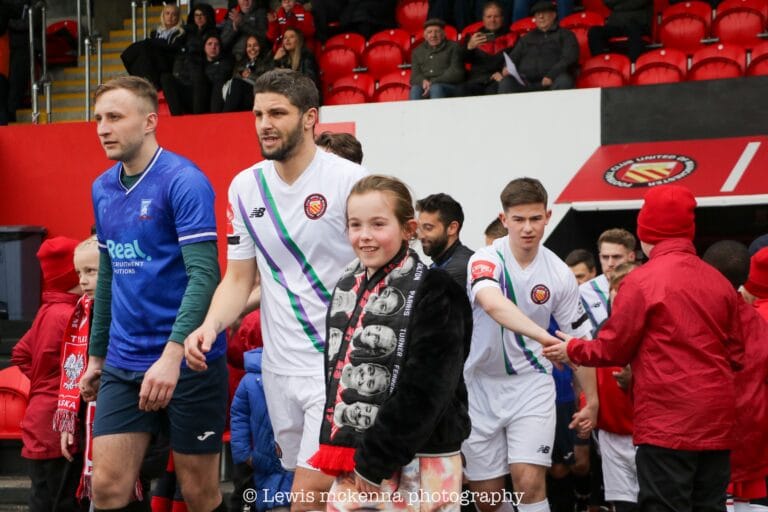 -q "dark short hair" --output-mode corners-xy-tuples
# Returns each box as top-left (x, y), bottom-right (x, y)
(423, 18), (446, 29)
(94, 76), (158, 113)
(315, 131), (364, 164)
(500, 177), (548, 210)
(703, 240), (750, 290)
(484, 217), (507, 239)
(253, 68), (319, 113)
(483, 0), (504, 14)
(565, 248), (596, 271)
(598, 228), (636, 252)
(416, 193), (465, 230)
